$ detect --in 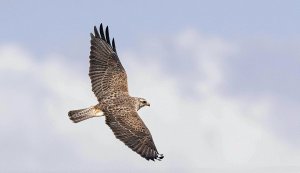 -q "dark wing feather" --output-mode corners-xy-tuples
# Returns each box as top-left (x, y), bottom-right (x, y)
(105, 109), (164, 161)
(105, 26), (111, 46)
(89, 24), (128, 101)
